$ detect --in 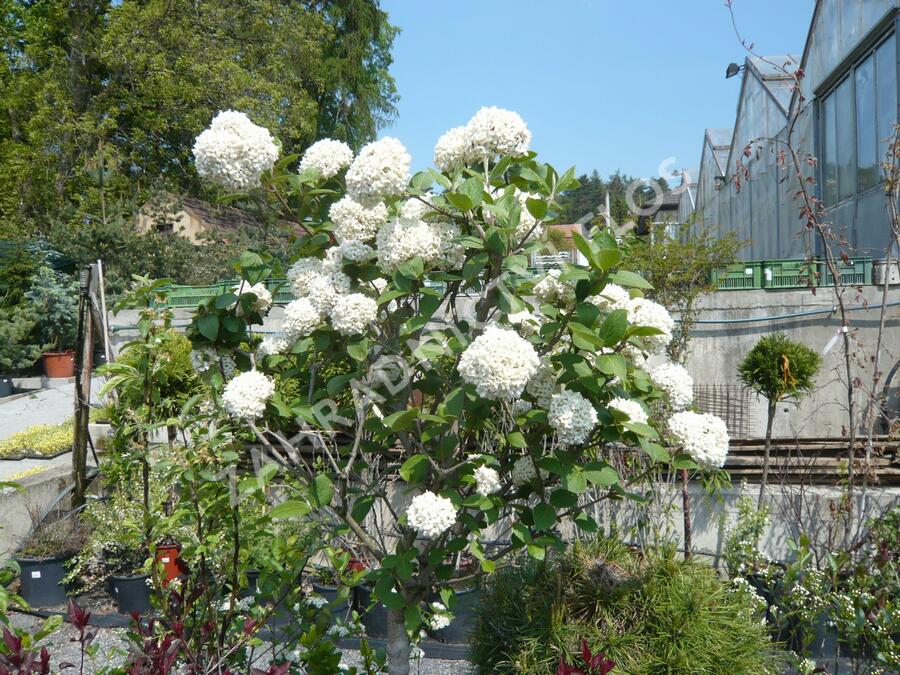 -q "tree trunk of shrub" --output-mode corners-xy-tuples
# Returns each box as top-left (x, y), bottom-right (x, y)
(386, 608), (410, 675)
(758, 400), (776, 509)
(681, 468), (692, 560)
